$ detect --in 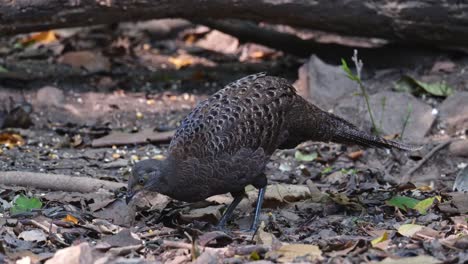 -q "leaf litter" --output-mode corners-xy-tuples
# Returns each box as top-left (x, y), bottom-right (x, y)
(0, 20), (467, 264)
